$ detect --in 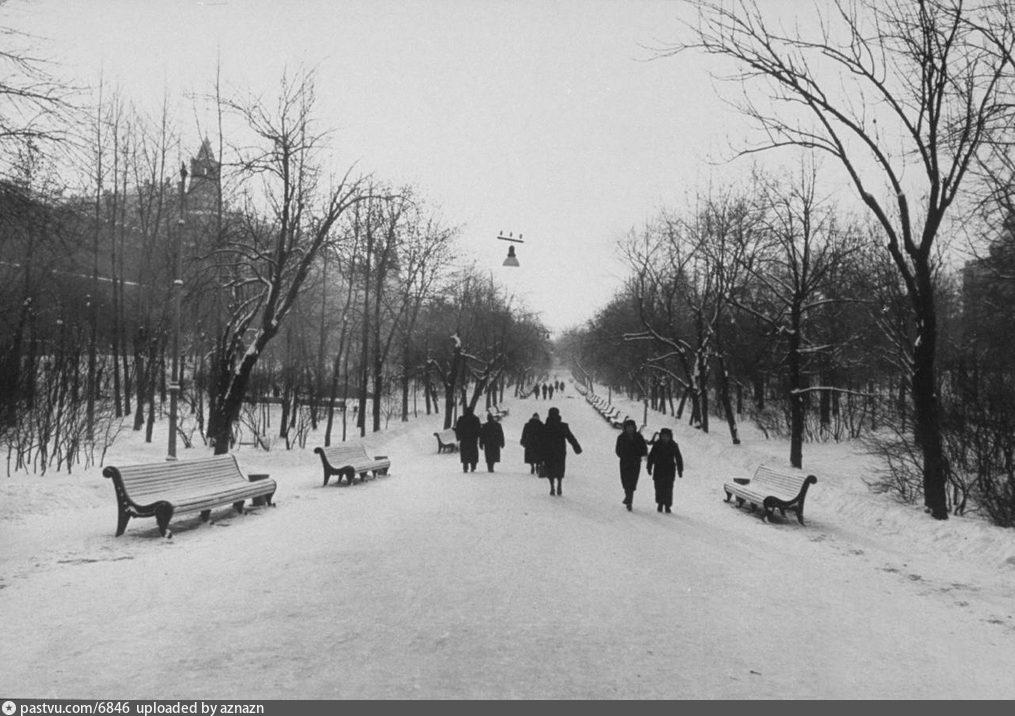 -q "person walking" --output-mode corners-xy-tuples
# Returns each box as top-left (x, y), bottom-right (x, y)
(540, 407), (582, 496)
(541, 383), (548, 400)
(454, 406), (482, 473)
(520, 412), (544, 474)
(615, 418), (648, 511)
(646, 427), (684, 513)
(479, 413), (505, 473)
(547, 384), (555, 400)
